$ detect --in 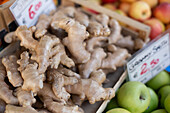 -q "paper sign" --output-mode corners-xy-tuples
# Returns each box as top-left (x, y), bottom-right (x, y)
(127, 31), (170, 83)
(10, 0), (56, 27)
